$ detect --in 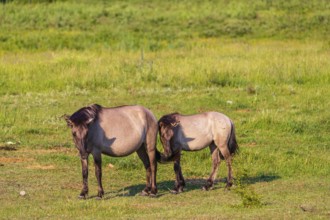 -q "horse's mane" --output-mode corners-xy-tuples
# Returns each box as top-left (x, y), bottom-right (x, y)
(69, 104), (102, 126)
(158, 112), (179, 127)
